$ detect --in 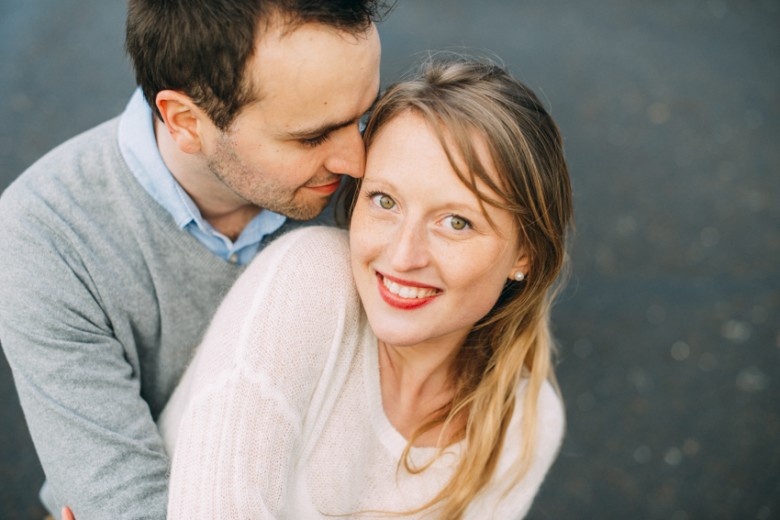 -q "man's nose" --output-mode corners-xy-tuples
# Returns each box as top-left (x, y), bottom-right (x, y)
(324, 124), (366, 178)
